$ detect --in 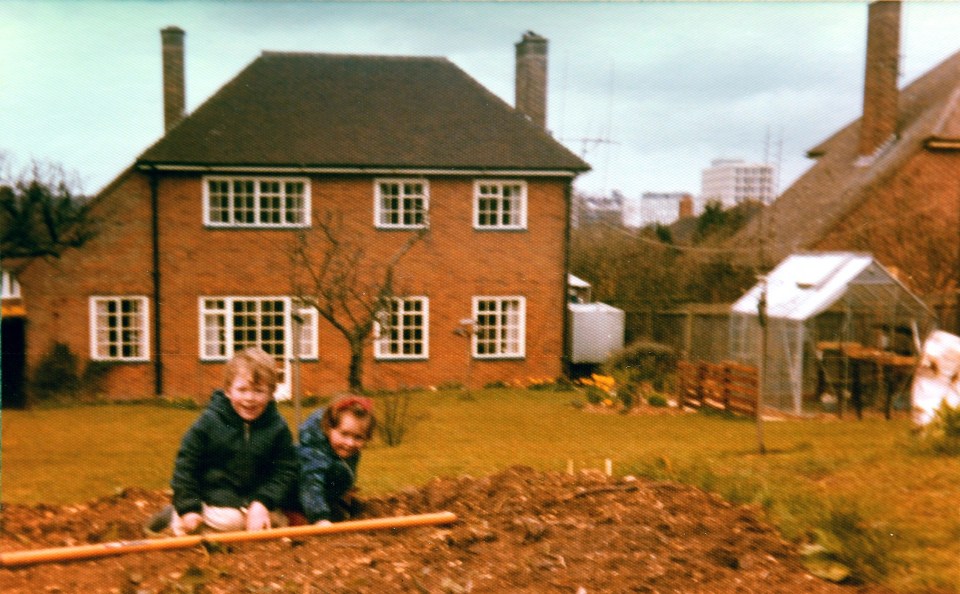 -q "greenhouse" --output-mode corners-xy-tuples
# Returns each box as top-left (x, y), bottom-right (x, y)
(729, 252), (934, 415)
